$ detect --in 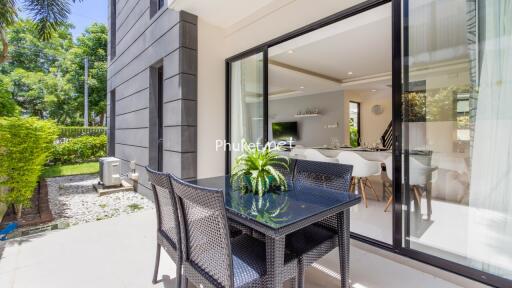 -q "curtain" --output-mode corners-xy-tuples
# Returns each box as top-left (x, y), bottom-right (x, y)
(468, 0), (512, 278)
(465, 0), (478, 158)
(230, 60), (247, 162)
